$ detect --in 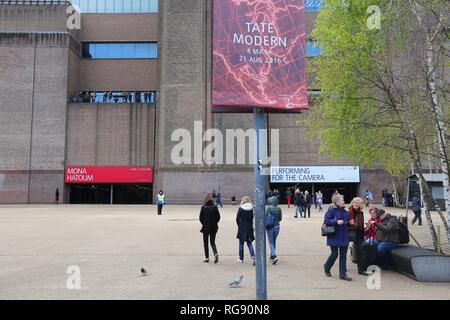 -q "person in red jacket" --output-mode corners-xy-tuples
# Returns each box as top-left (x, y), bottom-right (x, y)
(364, 207), (380, 244)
